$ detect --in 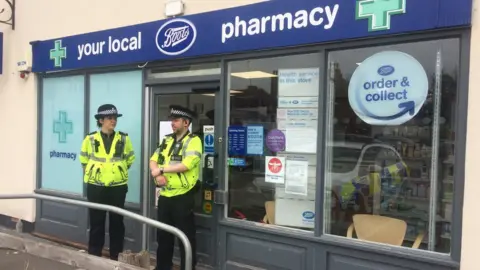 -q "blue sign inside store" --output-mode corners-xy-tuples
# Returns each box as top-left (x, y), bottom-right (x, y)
(31, 0), (472, 72)
(228, 126), (247, 156)
(204, 134), (214, 154)
(247, 125), (264, 155)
